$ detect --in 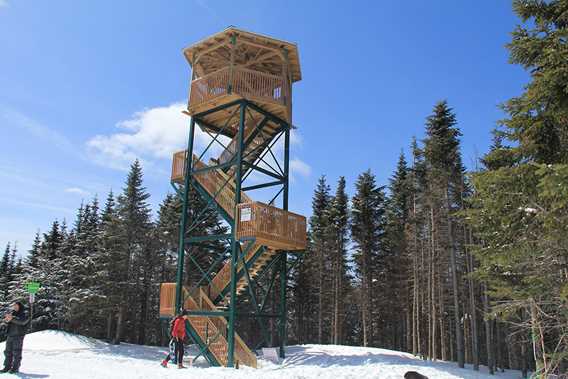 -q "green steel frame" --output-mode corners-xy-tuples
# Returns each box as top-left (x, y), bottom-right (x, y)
(173, 99), (297, 367)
